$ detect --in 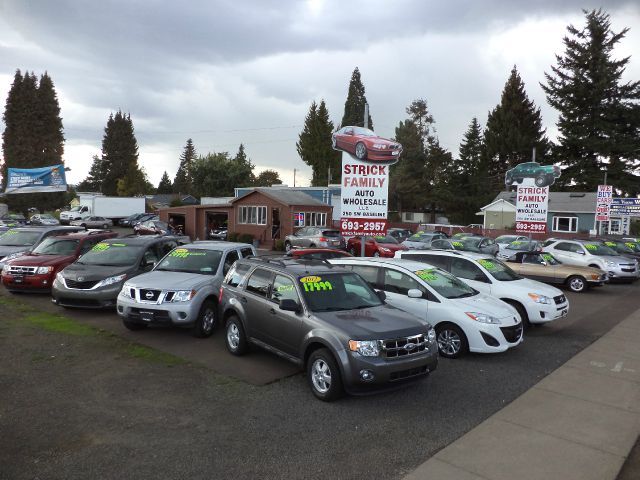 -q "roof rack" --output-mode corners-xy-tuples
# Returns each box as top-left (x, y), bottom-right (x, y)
(247, 256), (288, 267)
